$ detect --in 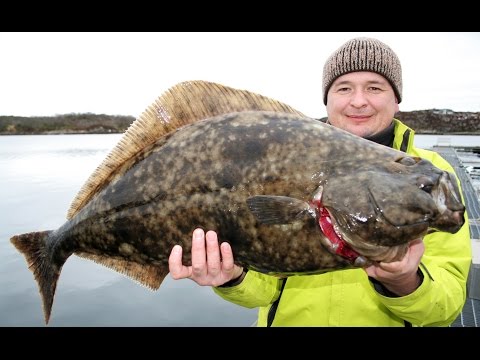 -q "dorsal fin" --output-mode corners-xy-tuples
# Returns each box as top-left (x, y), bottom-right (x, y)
(75, 252), (168, 290)
(66, 80), (305, 219)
